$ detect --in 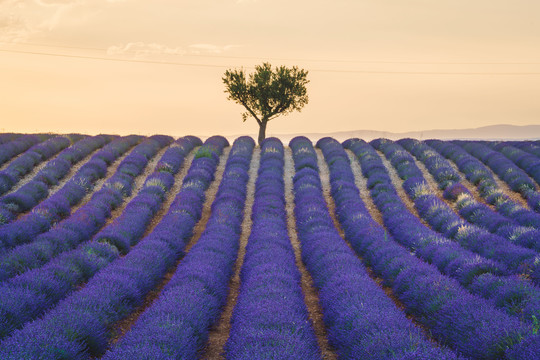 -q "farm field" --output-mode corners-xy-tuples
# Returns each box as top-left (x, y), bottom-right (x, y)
(0, 133), (540, 359)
